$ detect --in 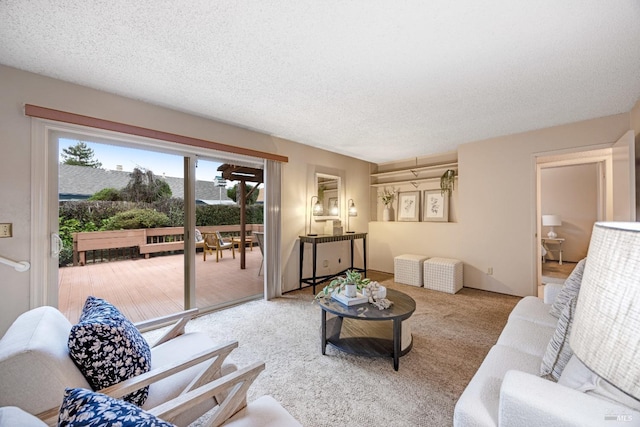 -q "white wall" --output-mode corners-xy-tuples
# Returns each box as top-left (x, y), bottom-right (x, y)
(0, 65), (371, 333)
(540, 164), (598, 262)
(369, 113), (631, 297)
